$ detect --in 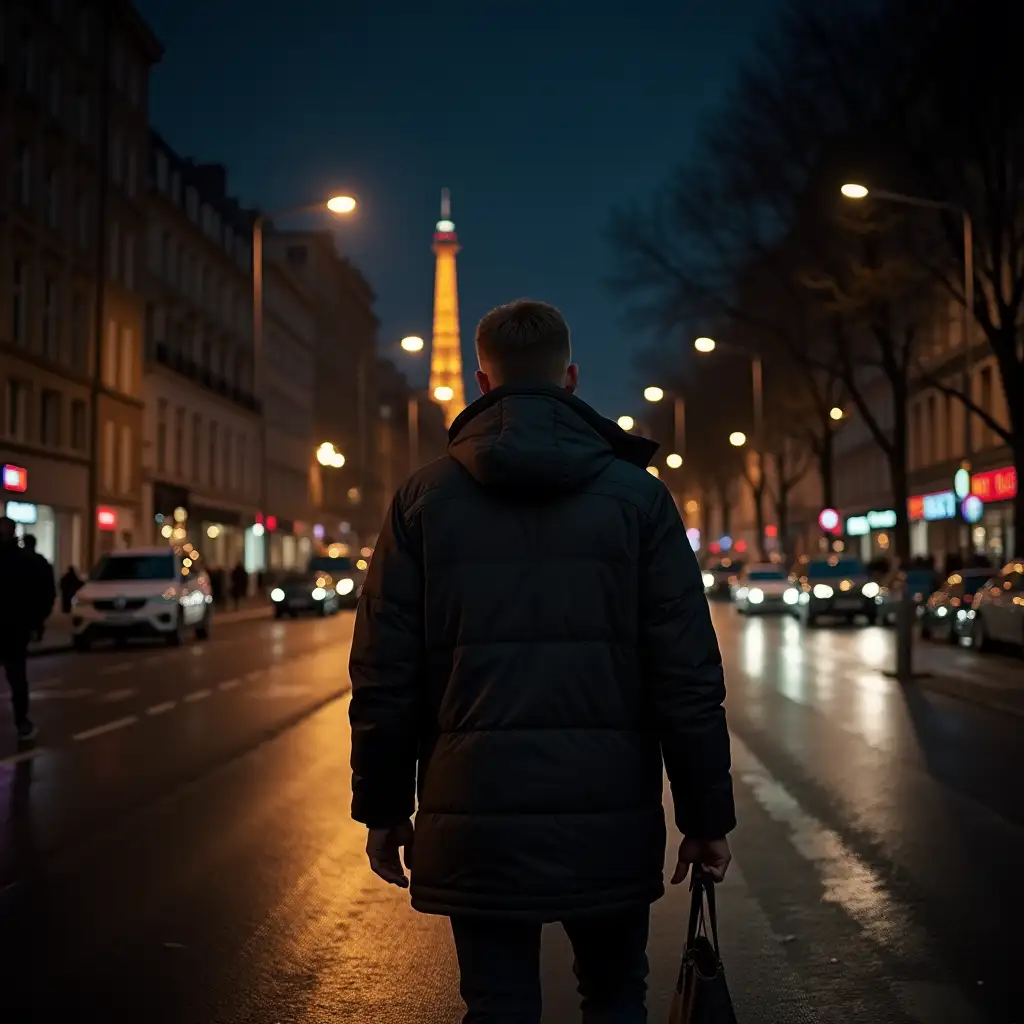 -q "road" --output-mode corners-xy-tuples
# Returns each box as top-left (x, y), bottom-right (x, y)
(1, 605), (1022, 1022)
